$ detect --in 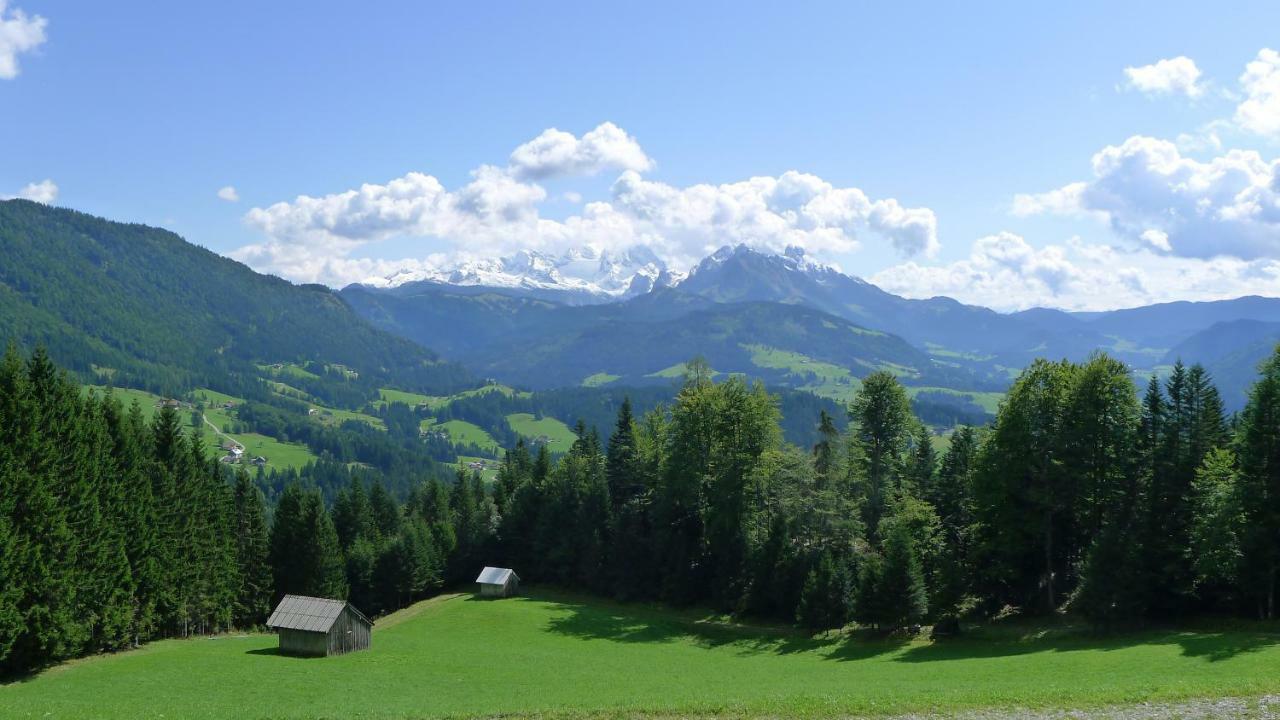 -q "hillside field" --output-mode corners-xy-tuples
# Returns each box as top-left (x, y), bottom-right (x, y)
(507, 412), (578, 446)
(6, 590), (1280, 719)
